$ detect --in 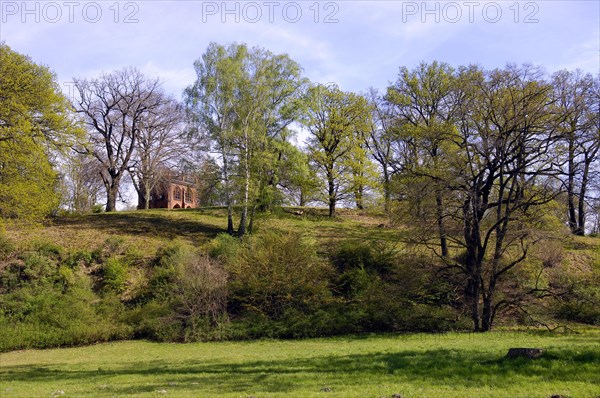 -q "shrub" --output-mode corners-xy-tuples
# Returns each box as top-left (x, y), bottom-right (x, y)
(228, 231), (333, 321)
(0, 229), (14, 258)
(206, 233), (240, 262)
(0, 272), (131, 351)
(101, 257), (129, 293)
(331, 240), (397, 275)
(133, 242), (230, 342)
(30, 239), (63, 257)
(63, 249), (94, 269)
